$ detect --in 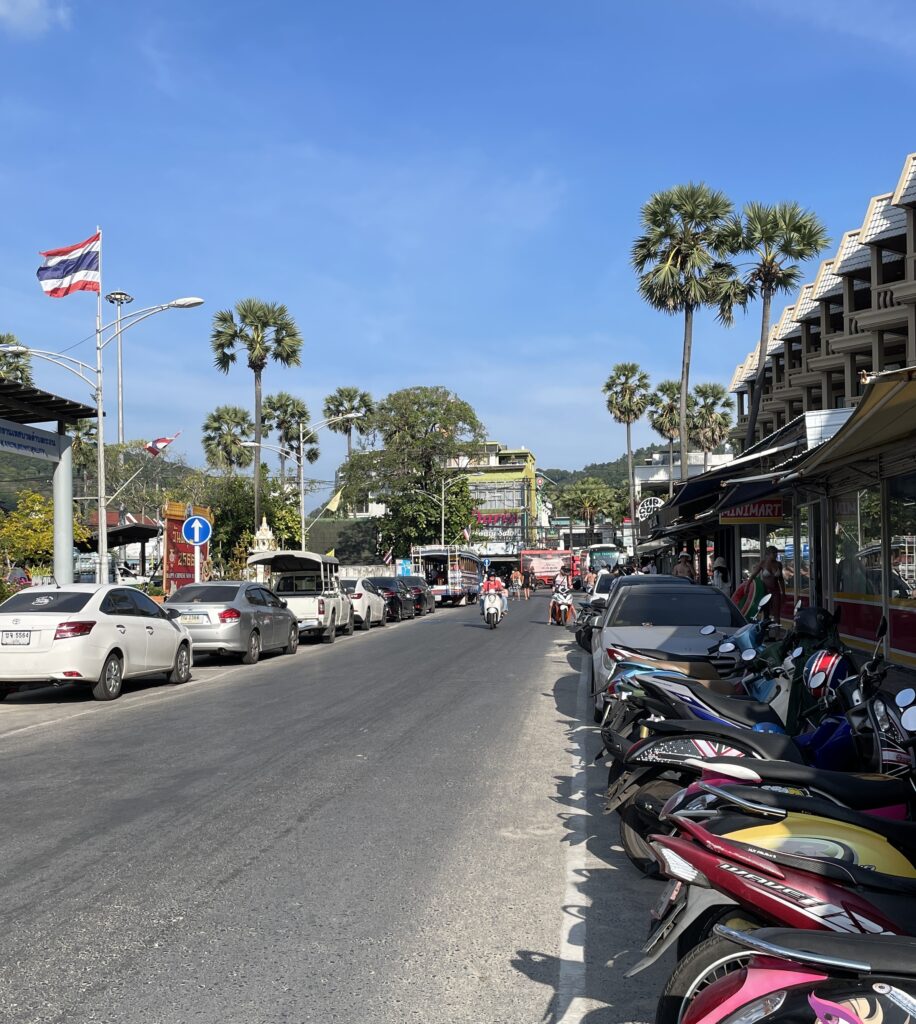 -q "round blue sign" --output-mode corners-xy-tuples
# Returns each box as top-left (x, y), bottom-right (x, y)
(181, 515), (212, 546)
